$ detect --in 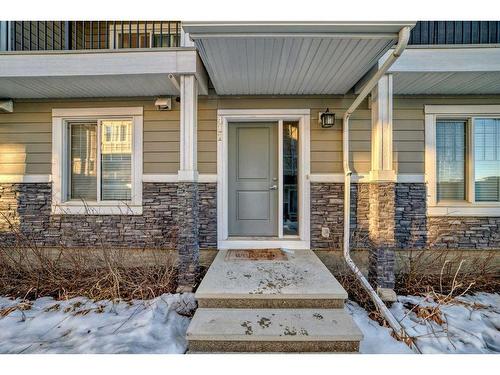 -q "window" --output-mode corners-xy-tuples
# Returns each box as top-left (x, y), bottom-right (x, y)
(474, 119), (500, 202)
(436, 120), (466, 201)
(52, 108), (143, 215)
(425, 105), (500, 216)
(283, 121), (299, 236)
